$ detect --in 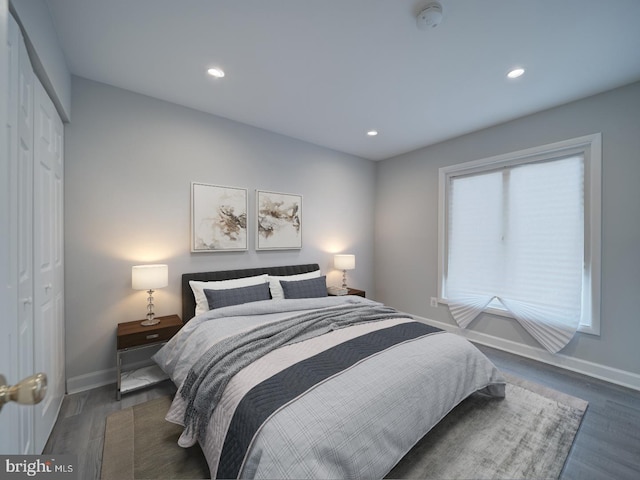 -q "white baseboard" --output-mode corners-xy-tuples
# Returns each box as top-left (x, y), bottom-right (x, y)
(67, 318), (640, 394)
(66, 368), (114, 394)
(66, 358), (155, 395)
(413, 314), (640, 392)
